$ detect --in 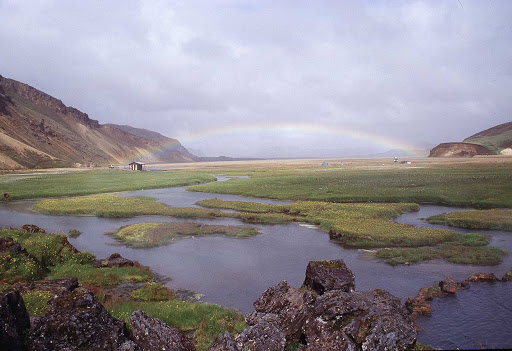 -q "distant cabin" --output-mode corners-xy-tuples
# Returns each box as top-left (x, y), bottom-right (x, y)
(400, 161), (412, 164)
(321, 162), (328, 166)
(129, 161), (145, 171)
